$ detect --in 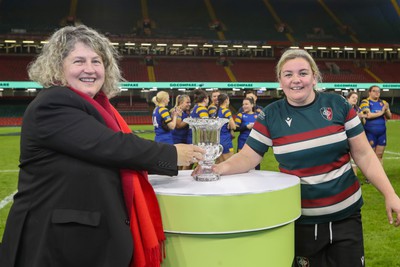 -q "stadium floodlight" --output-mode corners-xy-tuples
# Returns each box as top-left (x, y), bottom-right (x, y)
(5, 40), (16, 43)
(233, 45), (243, 48)
(203, 44), (213, 47)
(382, 89), (389, 91)
(218, 45), (228, 48)
(344, 47), (353, 50)
(188, 44), (198, 47)
(172, 44), (183, 47)
(317, 47), (327, 50)
(331, 47), (340, 50)
(304, 46), (313, 50)
(370, 48), (380, 51)
(247, 45), (257, 48)
(261, 45), (272, 49)
(383, 48), (393, 51)
(124, 42), (135, 46)
(335, 89), (342, 91)
(140, 43), (151, 46)
(22, 40), (34, 44)
(156, 43), (167, 46)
